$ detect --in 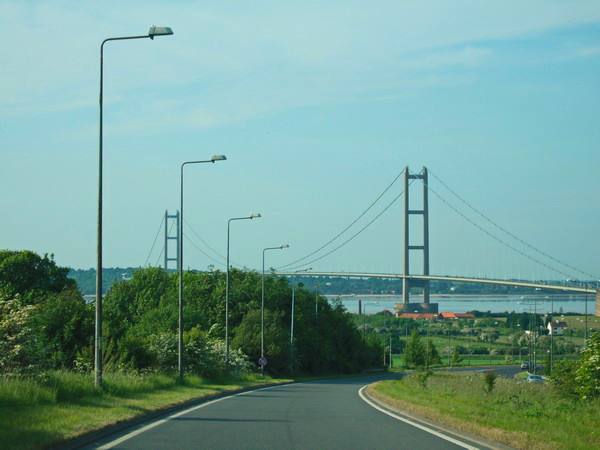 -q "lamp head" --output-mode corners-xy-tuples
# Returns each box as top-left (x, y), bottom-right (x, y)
(148, 26), (174, 39)
(280, 244), (289, 249)
(250, 213), (261, 219)
(211, 154), (227, 162)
